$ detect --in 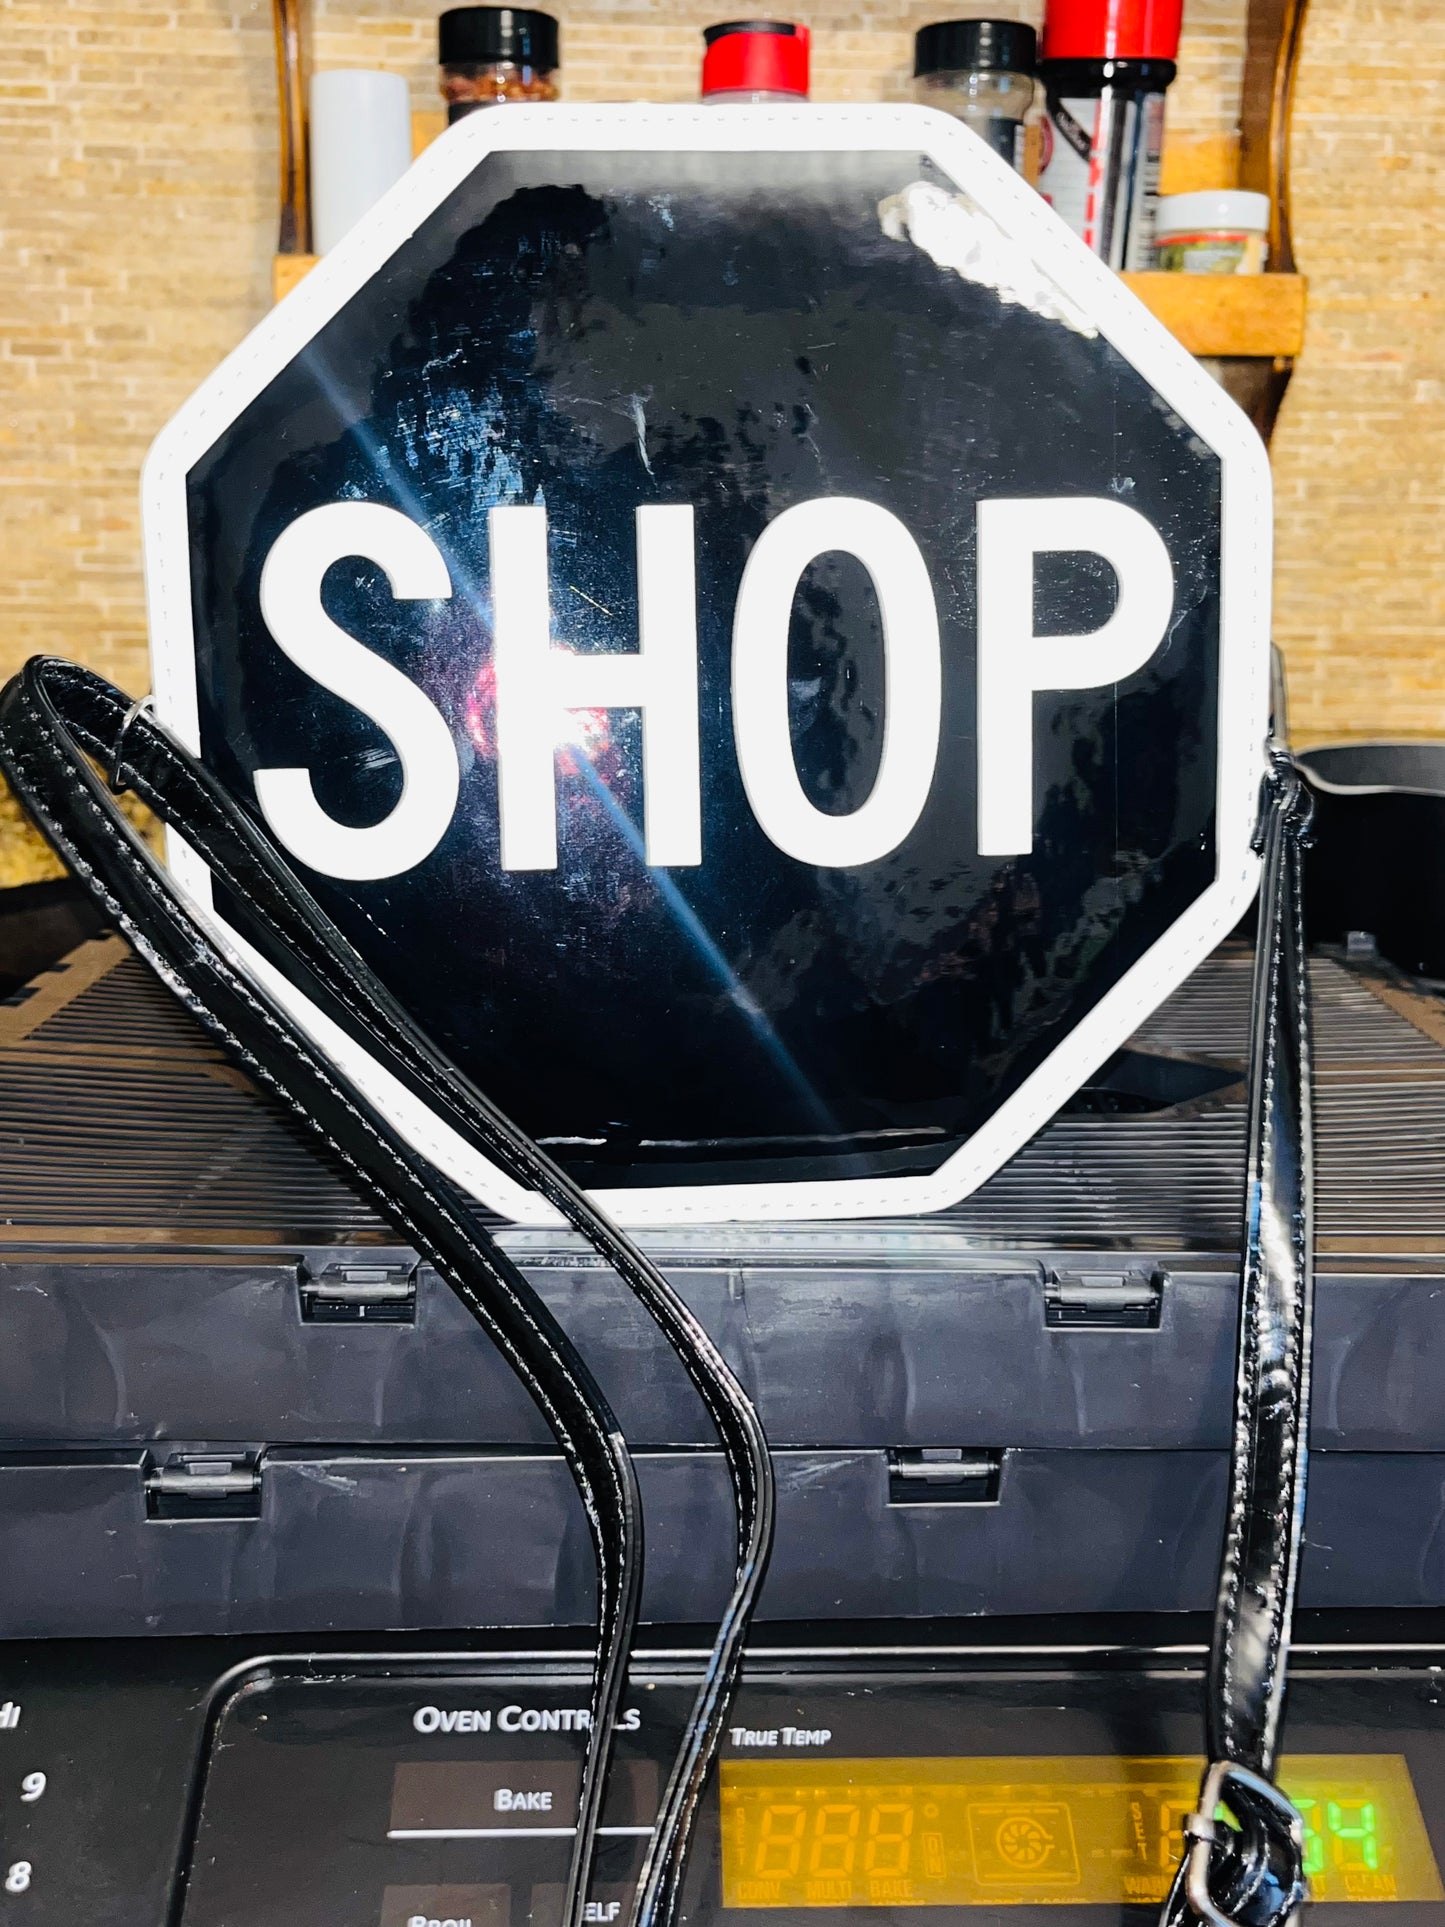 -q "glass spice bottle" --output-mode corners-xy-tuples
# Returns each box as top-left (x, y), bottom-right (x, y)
(1037, 0), (1182, 270)
(439, 7), (561, 122)
(700, 21), (811, 103)
(913, 20), (1041, 180)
